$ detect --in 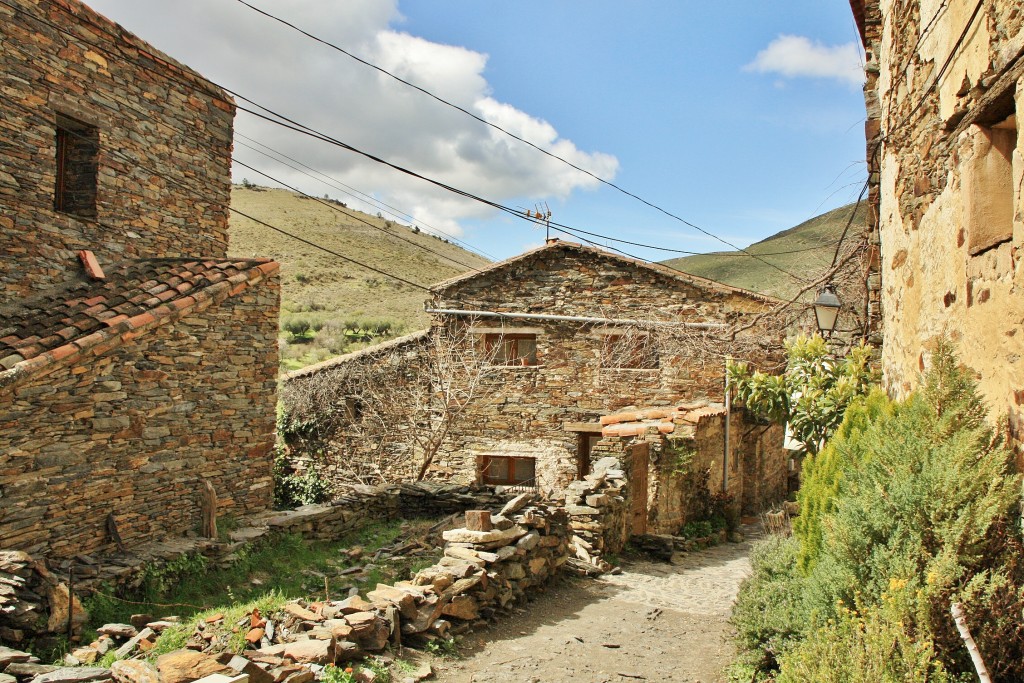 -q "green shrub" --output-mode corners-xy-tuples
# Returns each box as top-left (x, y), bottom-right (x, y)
(272, 450), (332, 509)
(731, 535), (809, 676)
(776, 599), (950, 683)
(736, 342), (1024, 681)
(794, 388), (893, 572)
